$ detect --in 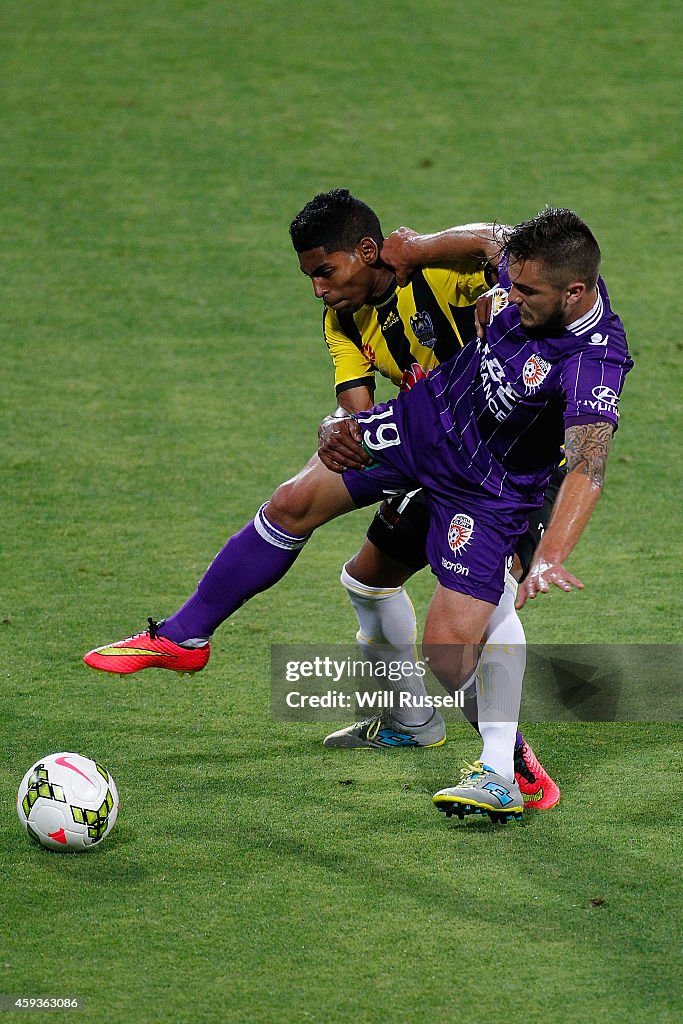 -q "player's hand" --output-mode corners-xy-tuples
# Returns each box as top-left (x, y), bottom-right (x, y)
(380, 226), (421, 286)
(476, 286), (510, 339)
(475, 292), (493, 339)
(516, 558), (584, 609)
(318, 415), (371, 473)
